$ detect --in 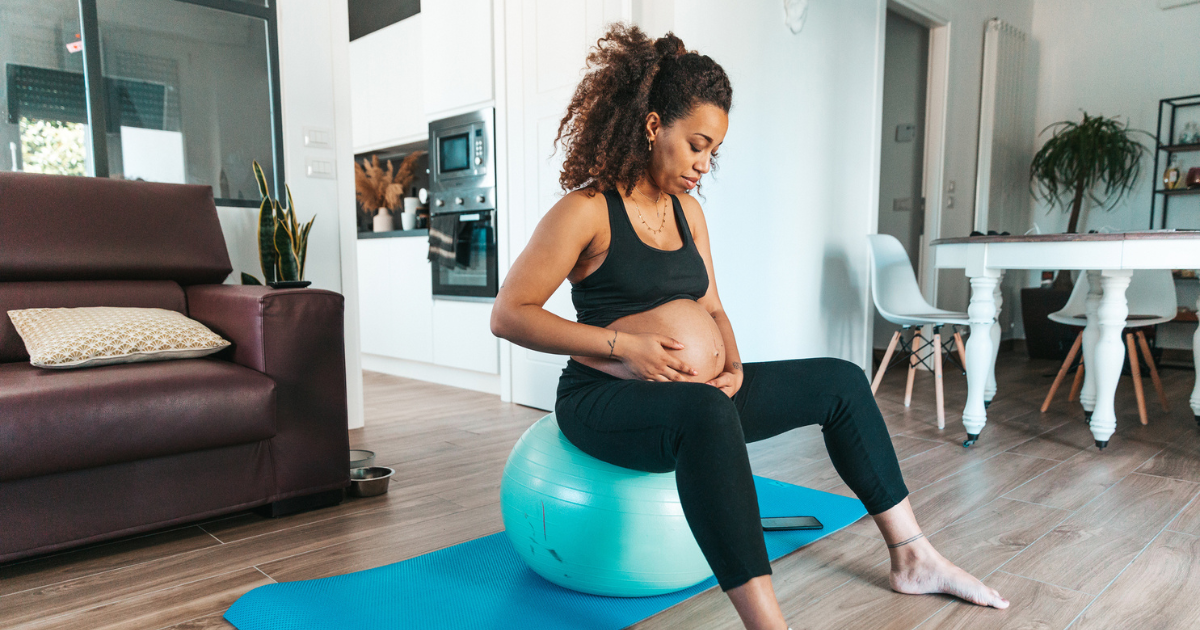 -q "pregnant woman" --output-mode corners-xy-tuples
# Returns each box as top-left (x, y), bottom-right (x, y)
(490, 23), (1007, 630)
